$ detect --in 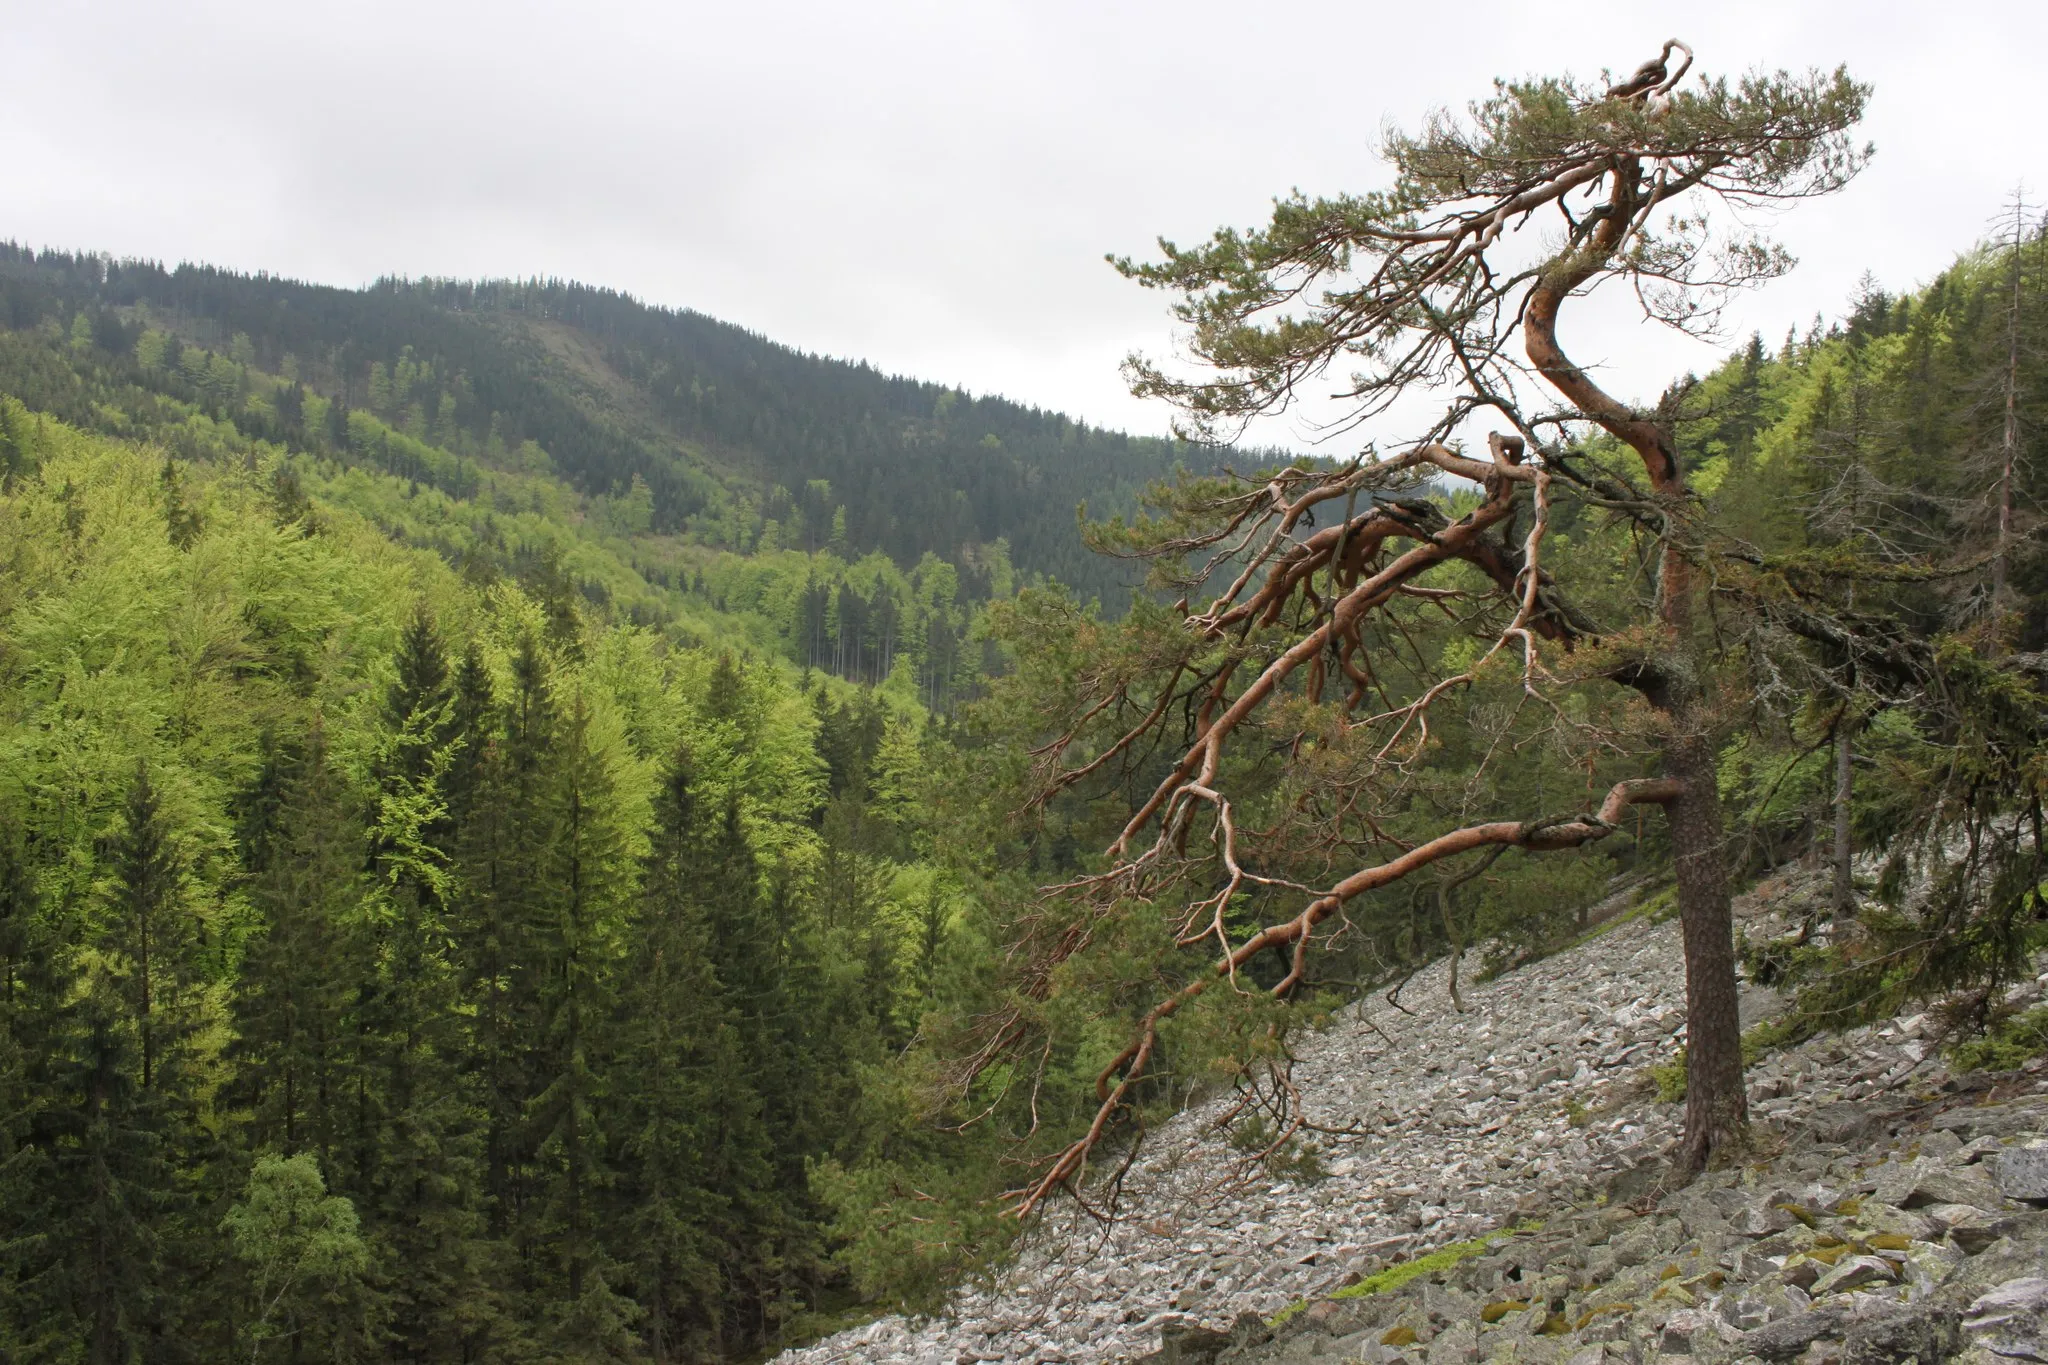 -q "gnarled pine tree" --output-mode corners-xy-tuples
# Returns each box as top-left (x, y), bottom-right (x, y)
(990, 45), (1869, 1212)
